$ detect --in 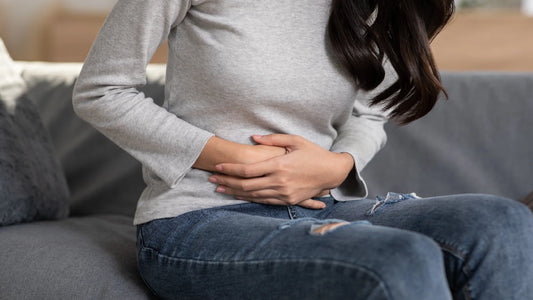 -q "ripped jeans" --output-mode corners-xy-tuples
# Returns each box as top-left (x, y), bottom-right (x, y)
(136, 194), (533, 300)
